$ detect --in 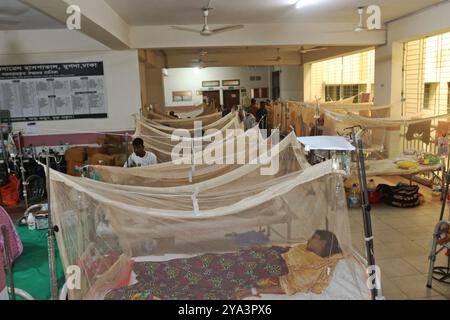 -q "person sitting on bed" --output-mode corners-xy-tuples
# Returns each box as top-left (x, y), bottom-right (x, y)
(234, 230), (342, 299)
(123, 138), (157, 168)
